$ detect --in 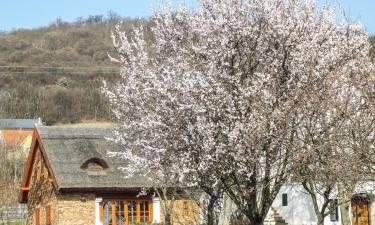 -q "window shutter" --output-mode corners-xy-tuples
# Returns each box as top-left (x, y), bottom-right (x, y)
(46, 205), (51, 225)
(35, 208), (40, 225)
